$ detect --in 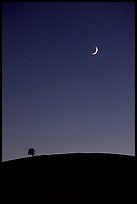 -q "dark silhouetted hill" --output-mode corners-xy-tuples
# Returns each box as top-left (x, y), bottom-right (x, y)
(2, 153), (135, 202)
